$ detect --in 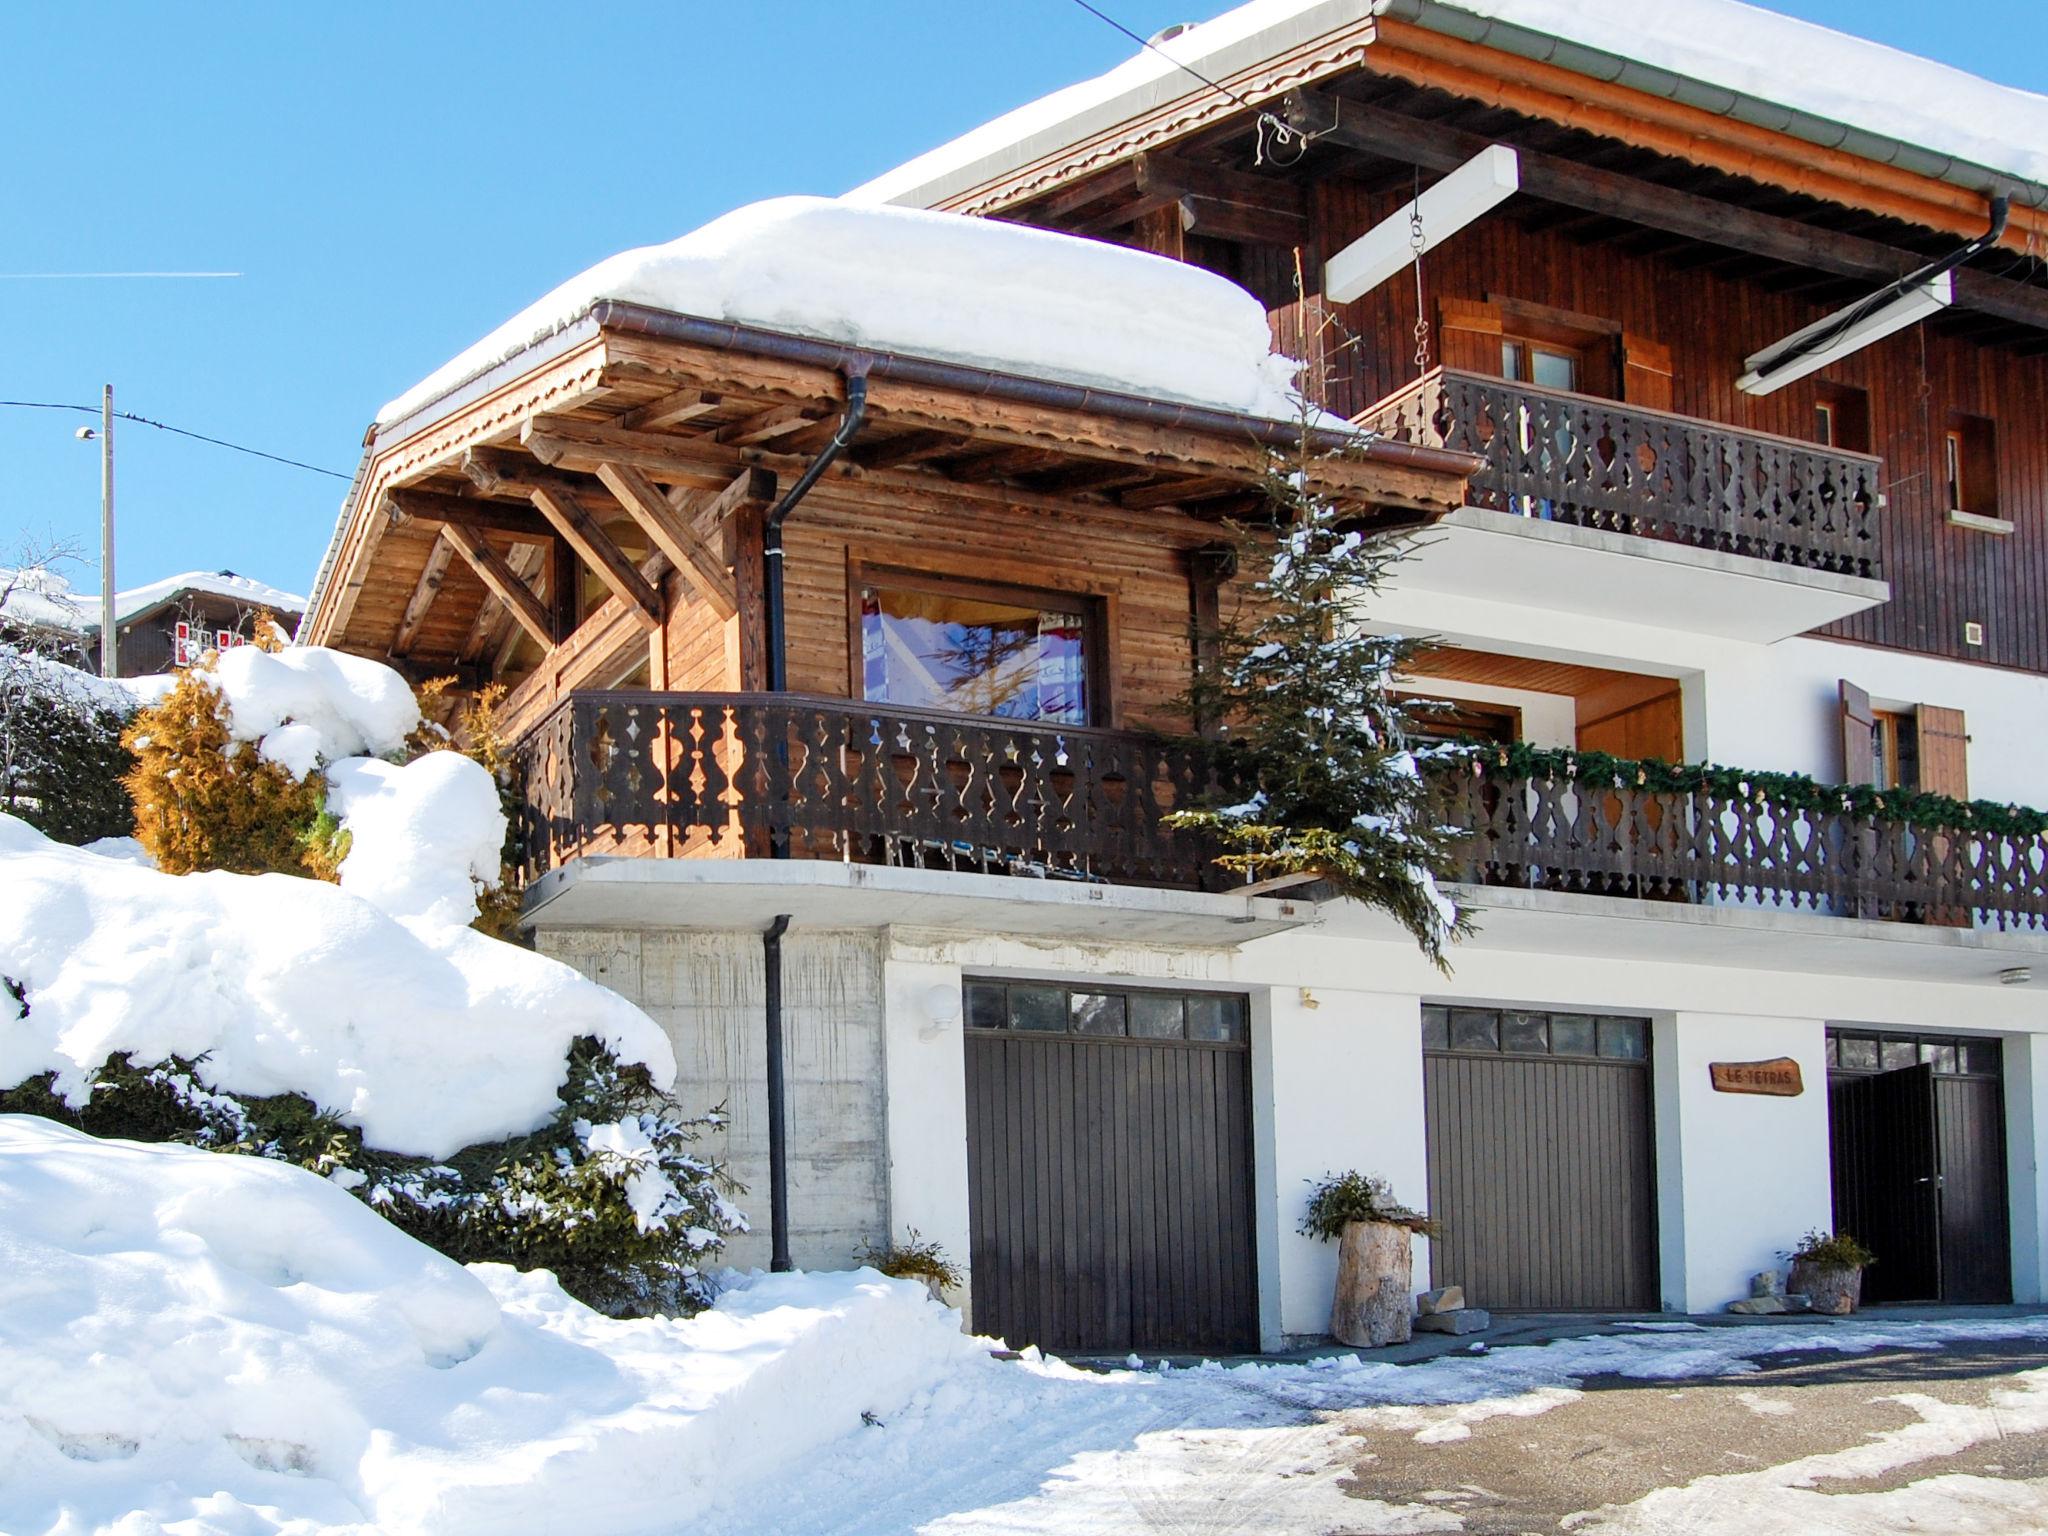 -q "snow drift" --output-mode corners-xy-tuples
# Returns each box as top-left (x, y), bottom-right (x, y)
(378, 195), (1306, 427)
(0, 815), (671, 1158)
(0, 1116), (978, 1536)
